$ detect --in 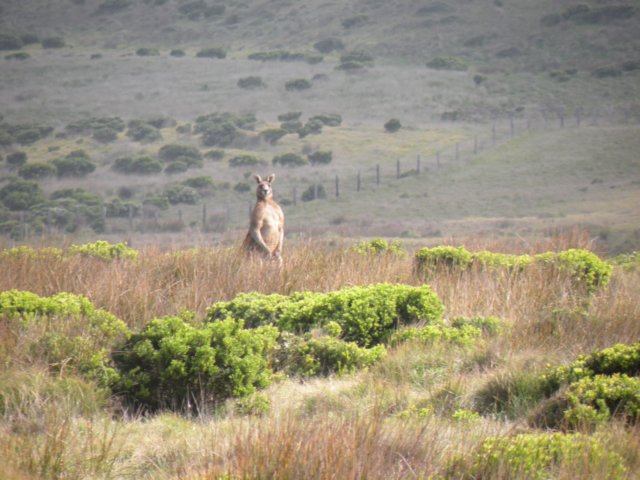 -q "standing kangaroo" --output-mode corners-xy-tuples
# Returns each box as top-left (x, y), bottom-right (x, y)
(243, 174), (285, 262)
